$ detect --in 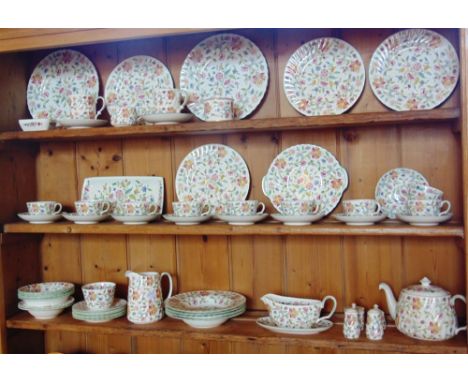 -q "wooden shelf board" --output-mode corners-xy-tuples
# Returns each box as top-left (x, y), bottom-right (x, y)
(6, 311), (466, 353)
(0, 108), (459, 143)
(3, 220), (464, 238)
